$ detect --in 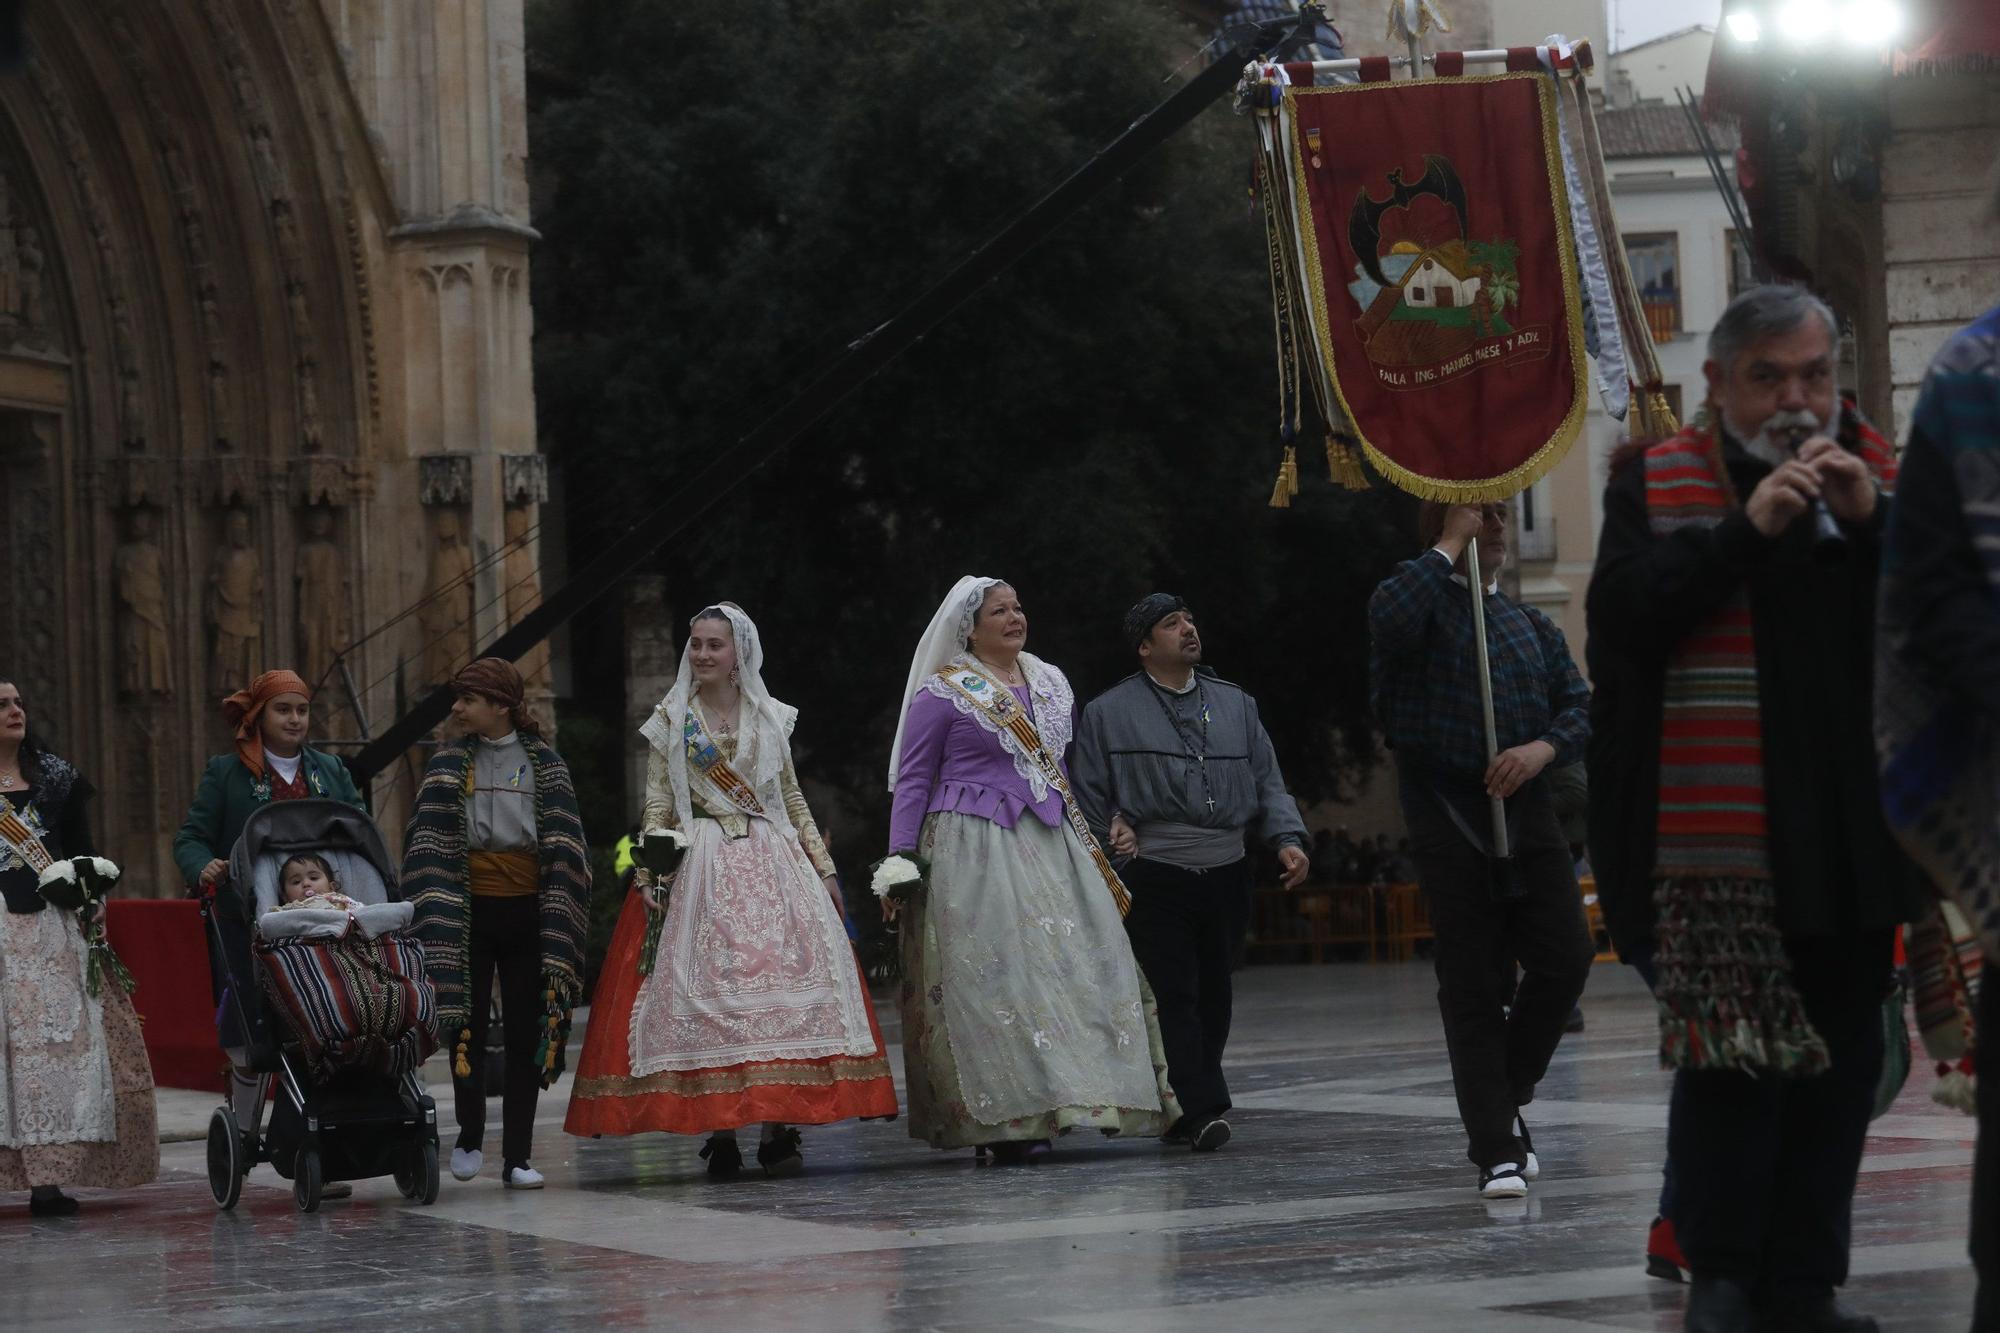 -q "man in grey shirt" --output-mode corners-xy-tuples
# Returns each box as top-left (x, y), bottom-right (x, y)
(1074, 593), (1309, 1152)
